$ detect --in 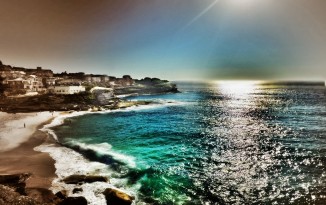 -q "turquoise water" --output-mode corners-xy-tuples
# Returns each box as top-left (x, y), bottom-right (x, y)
(53, 82), (326, 204)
